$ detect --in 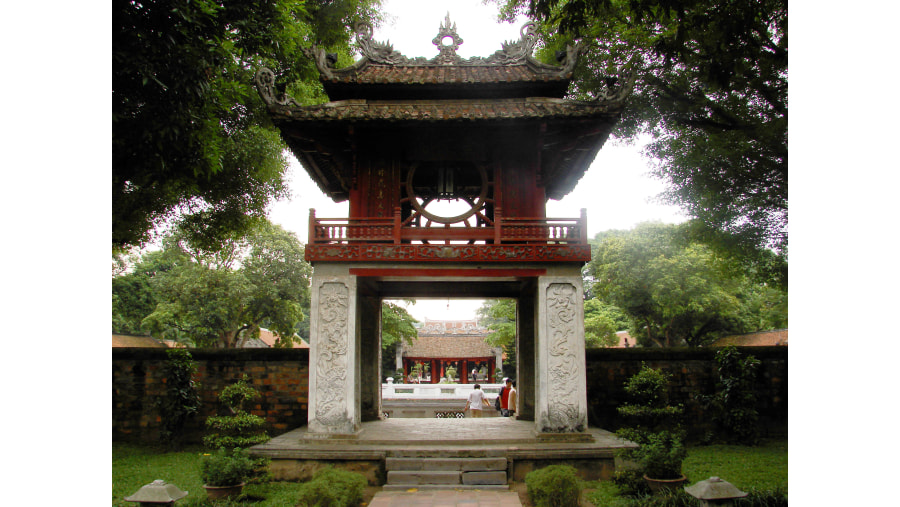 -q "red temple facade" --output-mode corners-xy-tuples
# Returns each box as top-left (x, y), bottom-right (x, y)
(256, 16), (632, 435)
(400, 319), (500, 384)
